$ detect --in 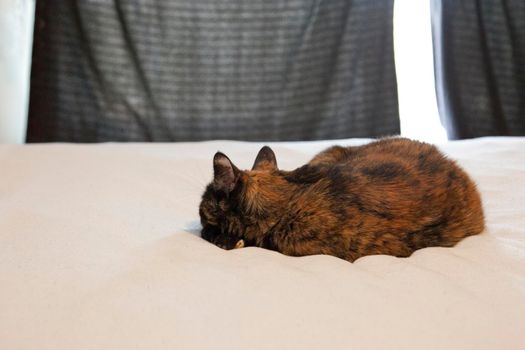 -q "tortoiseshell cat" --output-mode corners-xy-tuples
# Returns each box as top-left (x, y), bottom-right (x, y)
(199, 138), (485, 262)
